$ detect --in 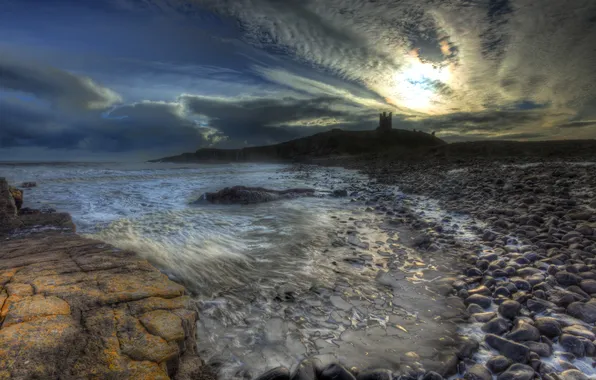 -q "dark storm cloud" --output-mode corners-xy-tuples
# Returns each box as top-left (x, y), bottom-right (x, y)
(181, 94), (371, 145)
(411, 109), (546, 133)
(557, 120), (596, 129)
(0, 57), (121, 110)
(0, 99), (214, 154)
